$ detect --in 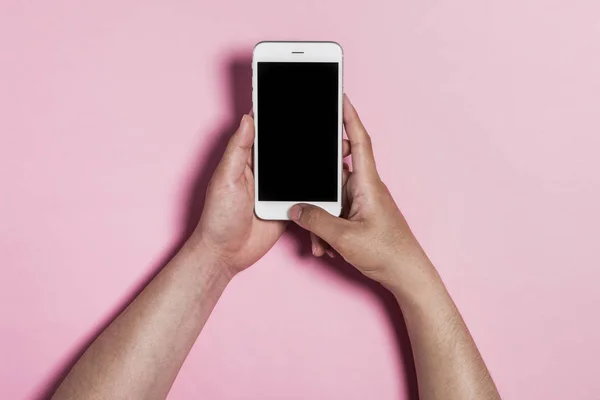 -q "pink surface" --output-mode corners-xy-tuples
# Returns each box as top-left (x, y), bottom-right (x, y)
(1, 1), (600, 399)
